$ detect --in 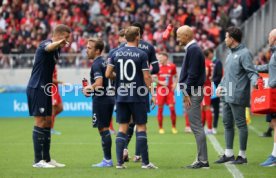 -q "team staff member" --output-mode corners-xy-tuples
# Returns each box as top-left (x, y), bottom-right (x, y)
(255, 29), (276, 167)
(177, 25), (209, 169)
(215, 27), (258, 164)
